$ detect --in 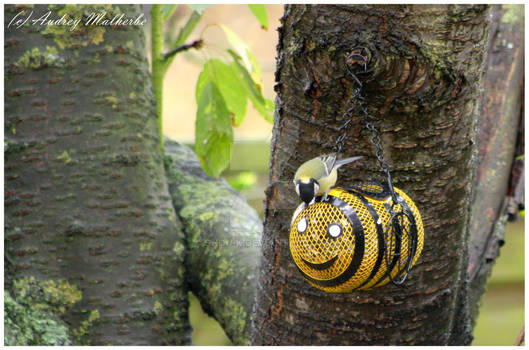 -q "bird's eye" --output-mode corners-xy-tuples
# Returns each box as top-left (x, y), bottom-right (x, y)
(297, 218), (308, 234)
(327, 223), (342, 238)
